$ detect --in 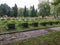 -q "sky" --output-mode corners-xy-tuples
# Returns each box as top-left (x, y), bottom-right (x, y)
(0, 0), (52, 9)
(0, 0), (39, 9)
